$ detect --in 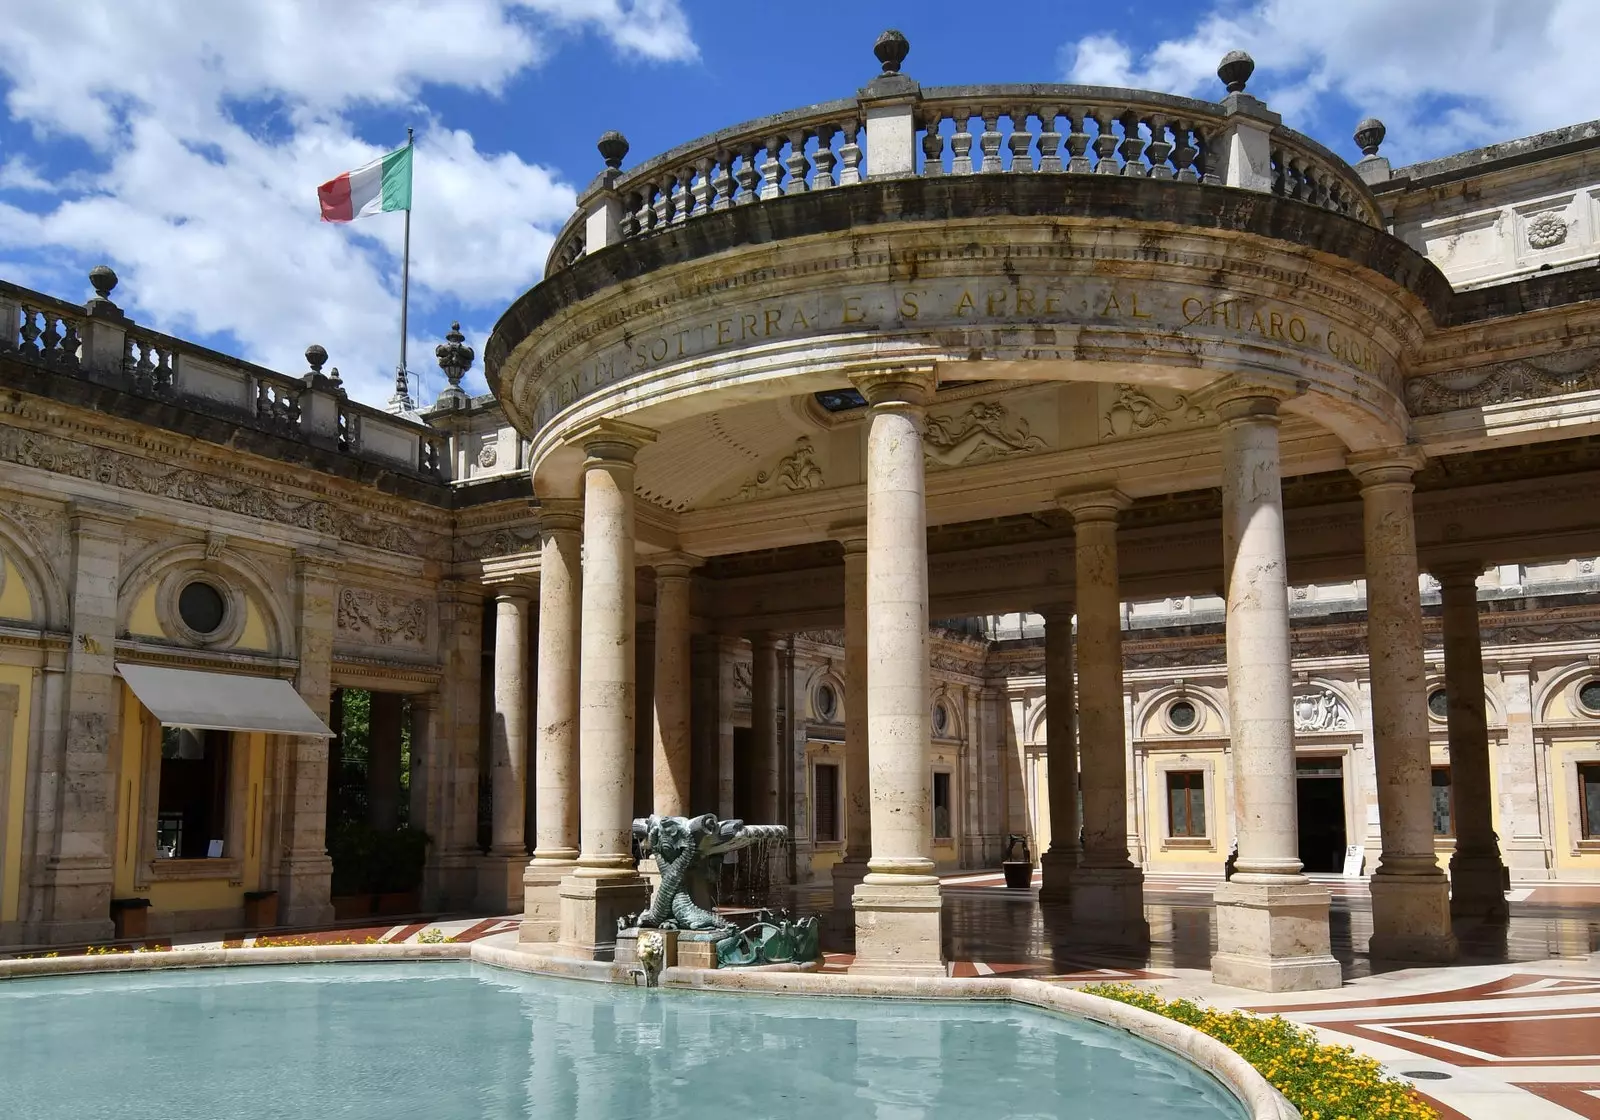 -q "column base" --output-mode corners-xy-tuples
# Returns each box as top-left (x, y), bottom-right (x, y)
(520, 858), (577, 944)
(1039, 850), (1075, 905)
(34, 857), (115, 944)
(1505, 840), (1553, 881)
(830, 859), (869, 914)
(1449, 850), (1510, 921)
(422, 848), (481, 912)
(1066, 865), (1148, 944)
(277, 852), (335, 928)
(1369, 869), (1459, 963)
(1211, 879), (1343, 992)
(848, 876), (944, 977)
(554, 873), (649, 962)
(476, 851), (527, 914)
